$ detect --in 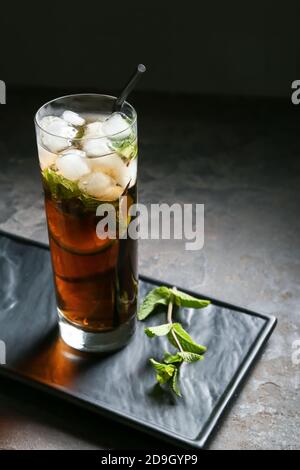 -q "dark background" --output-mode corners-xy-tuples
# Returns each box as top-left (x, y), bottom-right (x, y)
(1, 0), (300, 97)
(0, 0), (300, 451)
